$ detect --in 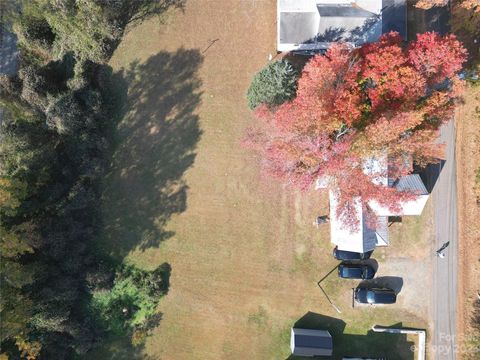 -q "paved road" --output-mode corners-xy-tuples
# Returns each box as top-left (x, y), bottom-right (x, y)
(409, 4), (459, 359)
(429, 120), (458, 360)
